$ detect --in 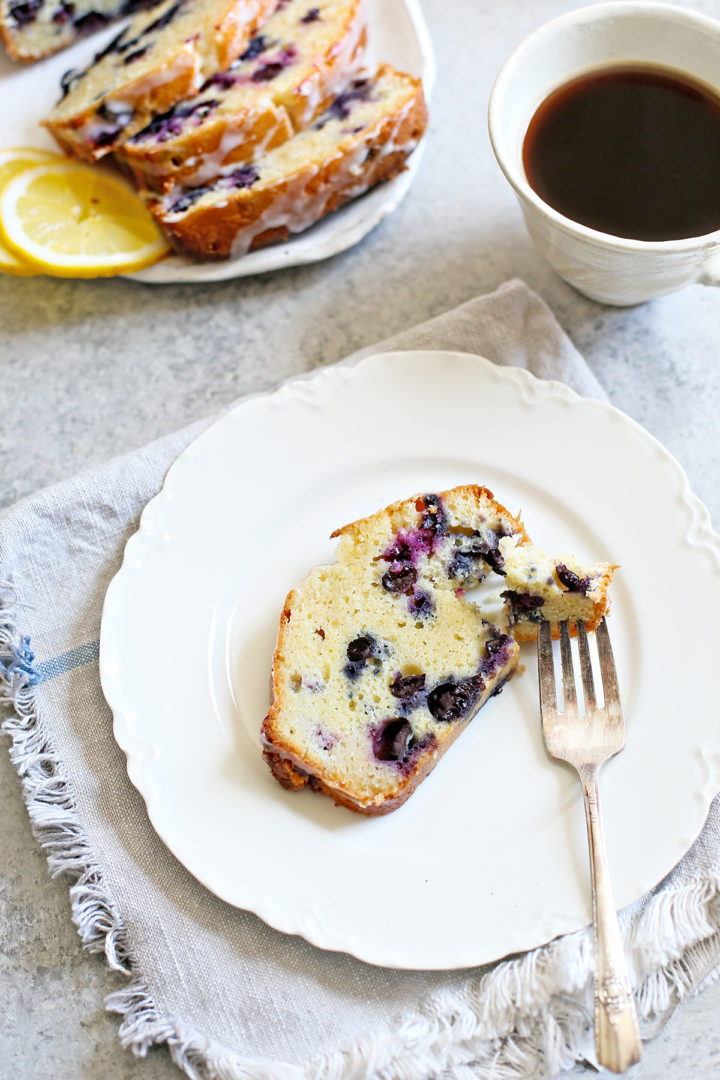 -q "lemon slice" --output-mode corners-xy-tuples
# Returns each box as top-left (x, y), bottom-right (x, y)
(0, 160), (169, 277)
(0, 147), (61, 276)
